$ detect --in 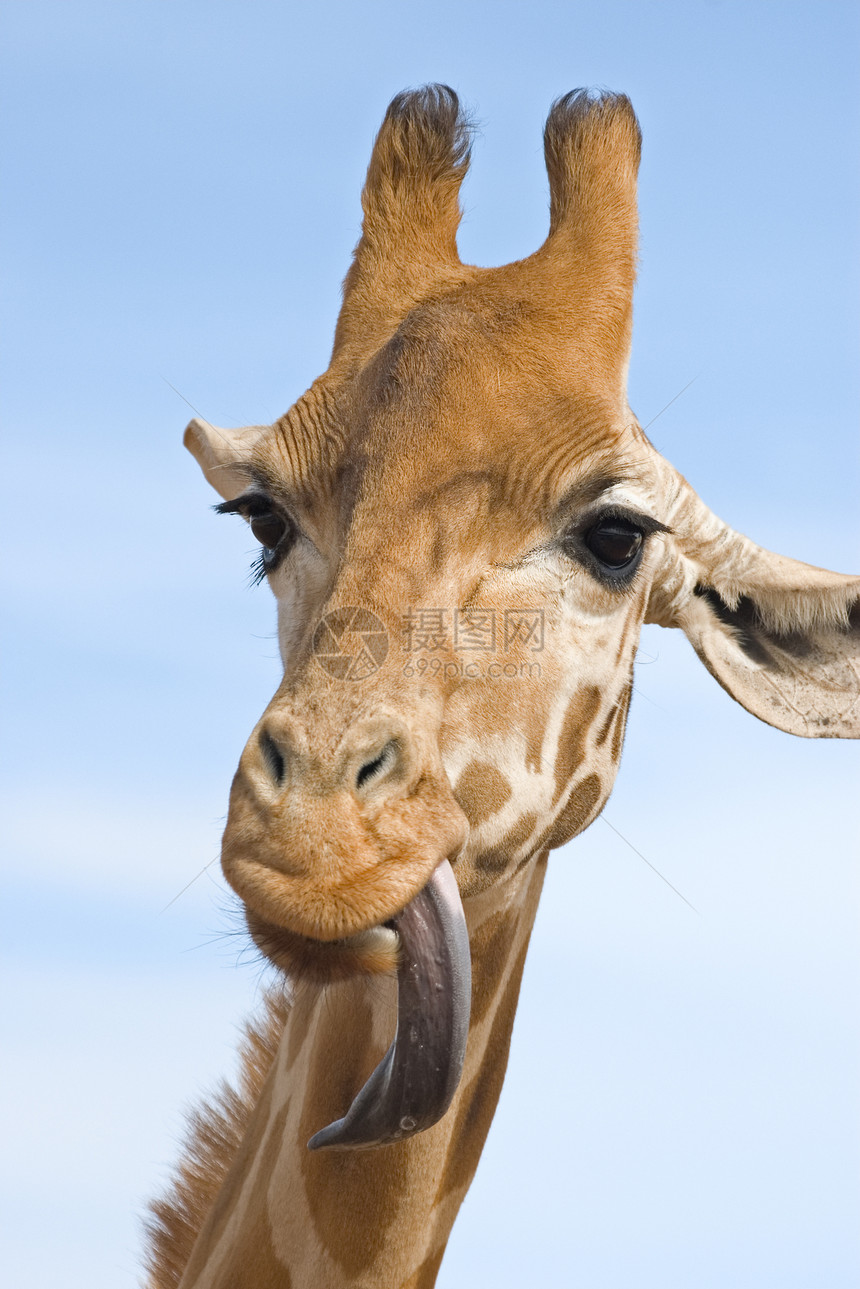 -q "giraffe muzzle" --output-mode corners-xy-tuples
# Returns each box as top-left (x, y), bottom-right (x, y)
(221, 700), (469, 949)
(307, 858), (472, 1151)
